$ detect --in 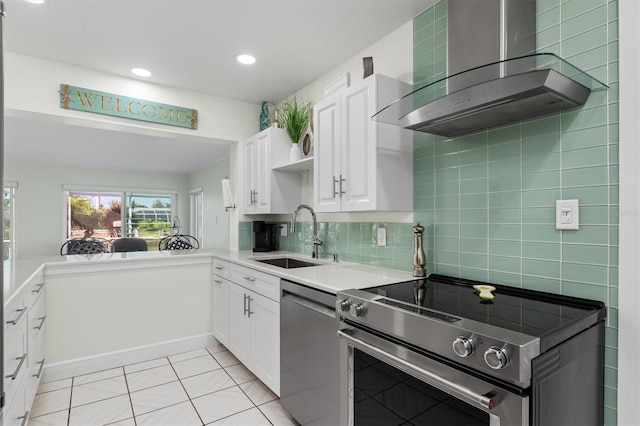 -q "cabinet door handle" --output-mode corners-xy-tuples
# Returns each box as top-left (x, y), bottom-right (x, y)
(32, 283), (45, 293)
(214, 279), (223, 284)
(214, 266), (224, 270)
(18, 411), (30, 426)
(6, 307), (26, 325)
(247, 296), (254, 318)
(333, 176), (340, 197)
(243, 294), (249, 316)
(340, 174), (346, 196)
(243, 276), (255, 282)
(33, 316), (47, 331)
(33, 359), (45, 379)
(6, 354), (27, 380)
